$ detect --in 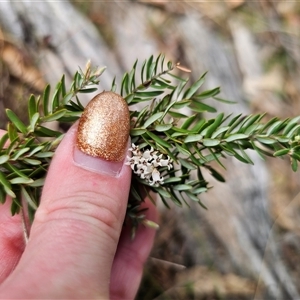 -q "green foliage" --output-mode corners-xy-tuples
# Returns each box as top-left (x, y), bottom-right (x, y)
(0, 54), (299, 230)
